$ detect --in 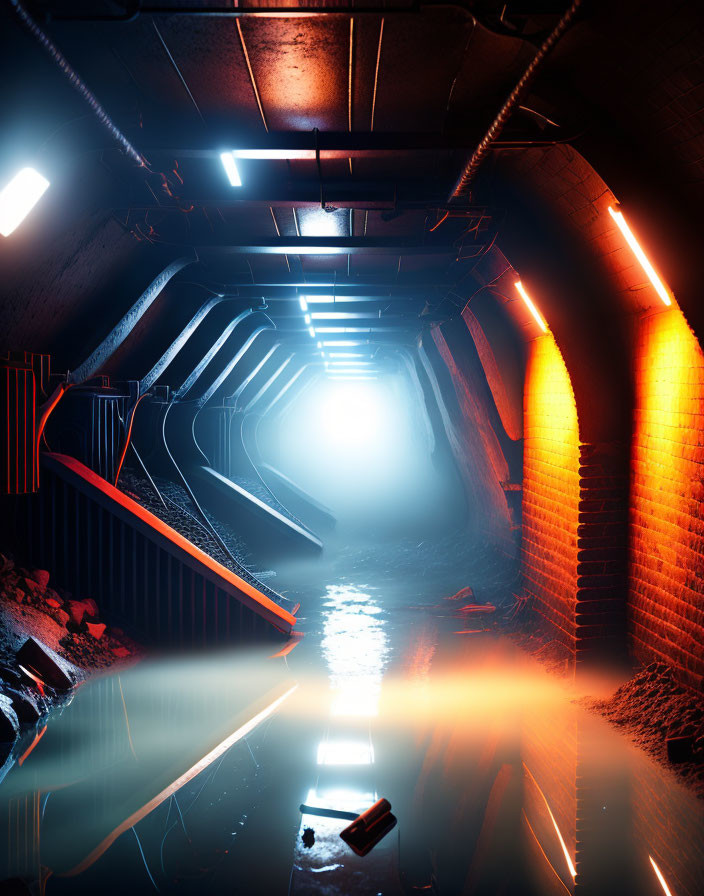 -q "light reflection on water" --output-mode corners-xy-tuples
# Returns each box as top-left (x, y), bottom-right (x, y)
(0, 572), (703, 896)
(320, 584), (389, 719)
